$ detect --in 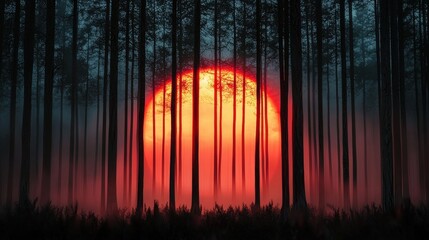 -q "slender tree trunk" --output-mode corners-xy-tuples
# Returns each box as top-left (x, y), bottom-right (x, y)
(136, 0), (147, 214)
(41, 0), (56, 205)
(379, 0), (394, 211)
(305, 5), (313, 203)
(255, 0), (262, 209)
(151, 0), (157, 195)
(279, 0), (290, 215)
(101, 0), (110, 213)
(67, 0), (78, 205)
(123, 0), (130, 205)
(162, 5), (167, 195)
(232, 0), (237, 198)
(316, 0), (324, 211)
(290, 0), (307, 209)
(169, 0), (178, 211)
(7, 0), (21, 206)
(398, 0), (409, 201)
(340, 0), (350, 209)
(191, 0), (201, 215)
(128, 0), (135, 204)
(95, 44), (102, 192)
(390, 0), (402, 206)
(348, 0), (358, 209)
(263, 0), (269, 192)
(218, 34), (223, 192)
(213, 0), (218, 198)
(361, 25), (368, 204)
(83, 33), (90, 198)
(241, 0), (247, 193)
(334, 3), (342, 206)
